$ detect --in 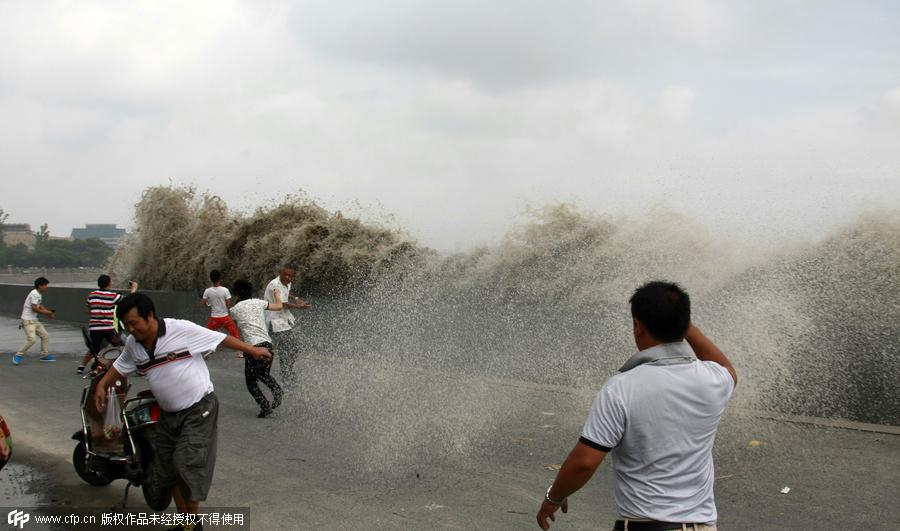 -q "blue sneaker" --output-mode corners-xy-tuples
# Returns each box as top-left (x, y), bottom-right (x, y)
(39, 354), (56, 362)
(12, 354), (22, 365)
